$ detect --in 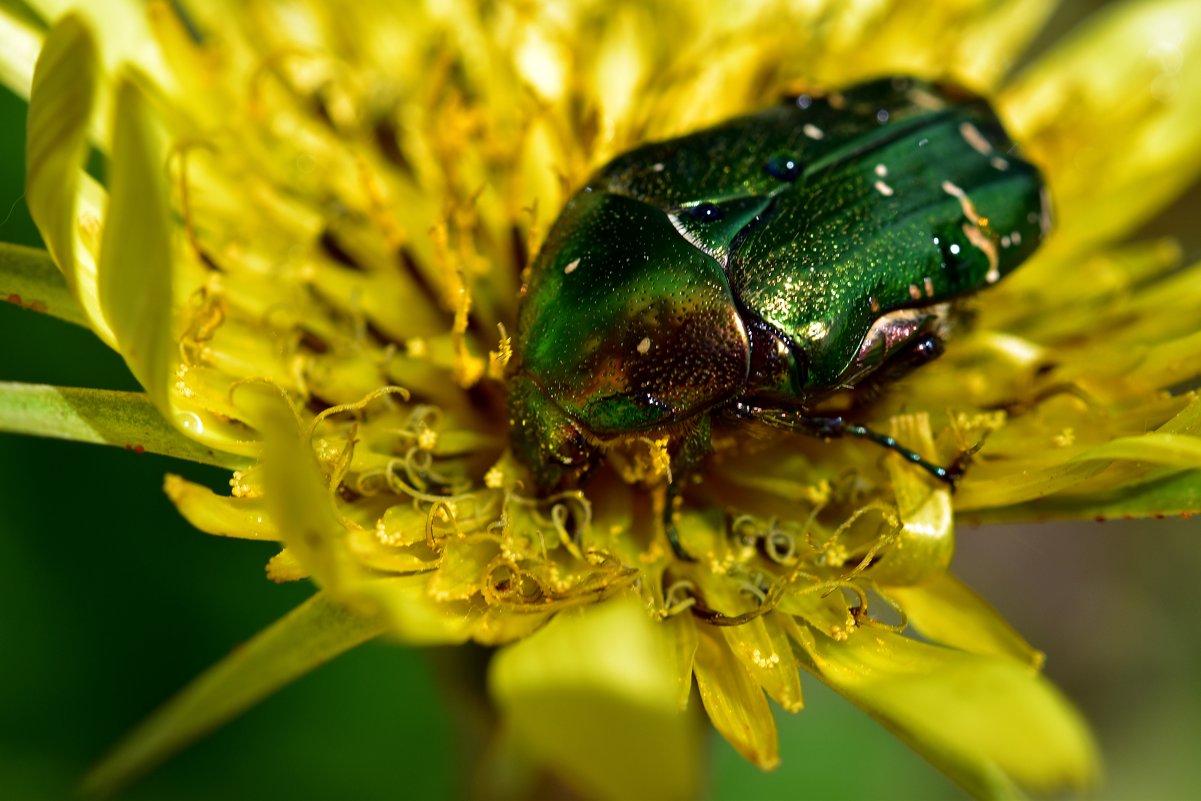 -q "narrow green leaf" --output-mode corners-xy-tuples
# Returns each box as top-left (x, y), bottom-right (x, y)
(489, 599), (700, 801)
(97, 75), (175, 409)
(81, 593), (386, 798)
(0, 381), (247, 469)
(0, 242), (89, 326)
(799, 629), (1098, 800)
